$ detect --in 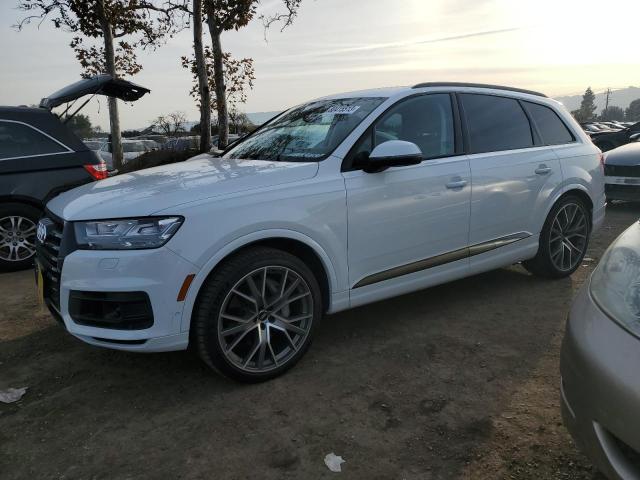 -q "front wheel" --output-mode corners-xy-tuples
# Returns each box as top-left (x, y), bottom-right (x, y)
(524, 196), (591, 278)
(192, 247), (322, 382)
